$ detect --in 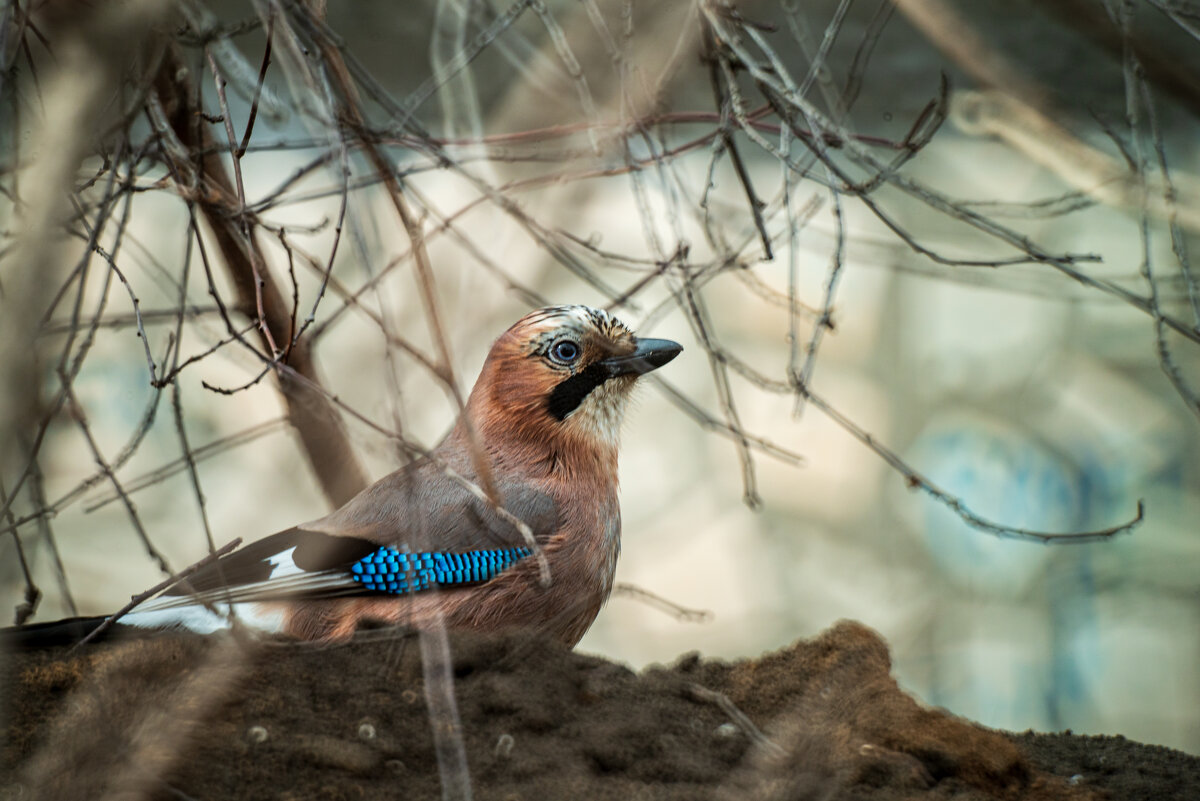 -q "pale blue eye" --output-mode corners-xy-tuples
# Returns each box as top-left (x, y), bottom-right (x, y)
(550, 340), (580, 364)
